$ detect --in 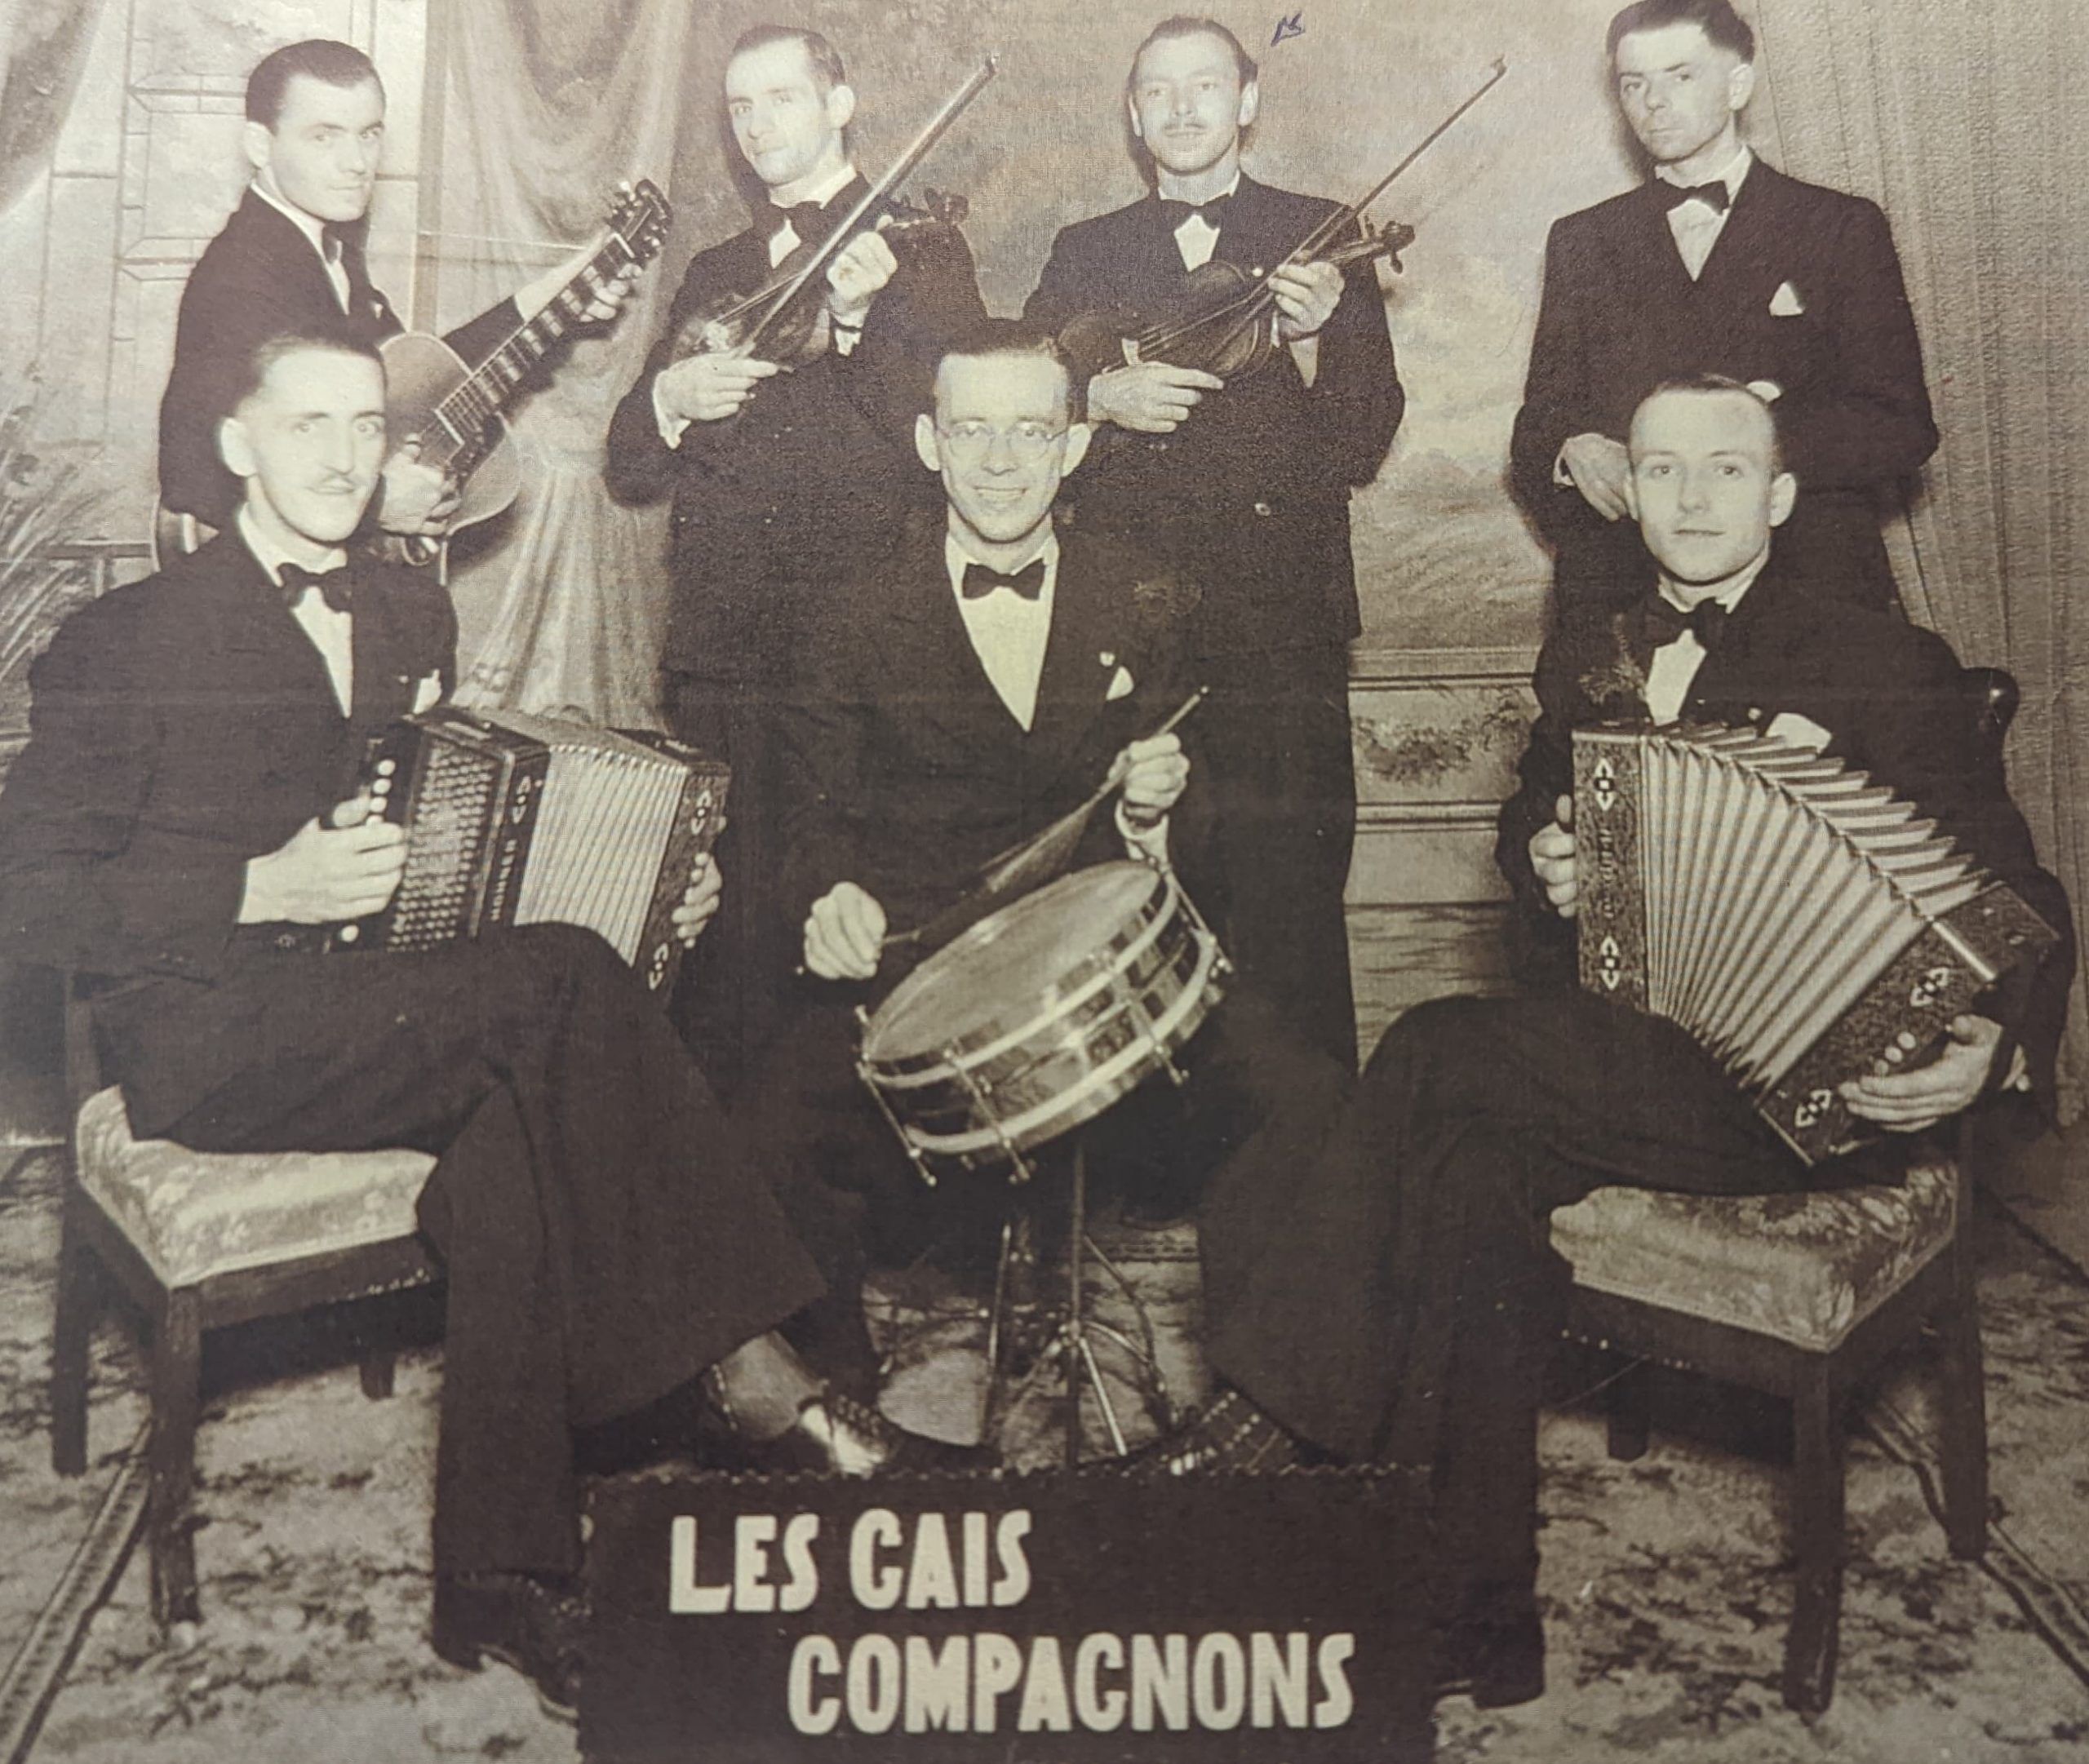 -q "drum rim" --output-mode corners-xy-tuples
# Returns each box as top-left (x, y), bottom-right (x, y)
(863, 861), (1178, 1075)
(902, 932), (1226, 1168)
